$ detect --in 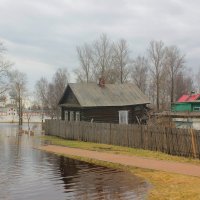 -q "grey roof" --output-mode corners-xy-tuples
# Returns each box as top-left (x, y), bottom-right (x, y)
(60, 83), (150, 107)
